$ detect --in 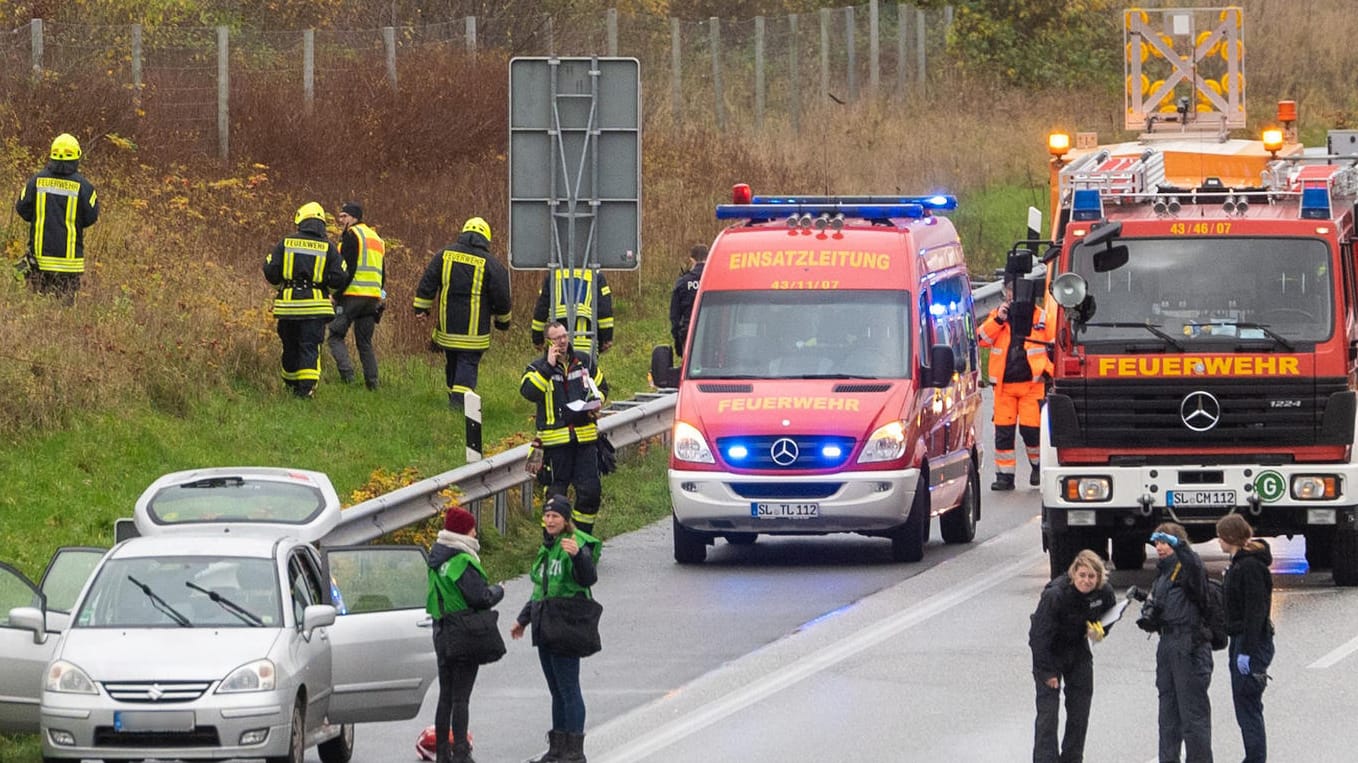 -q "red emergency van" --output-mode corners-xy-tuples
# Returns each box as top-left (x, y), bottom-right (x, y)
(667, 187), (983, 563)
